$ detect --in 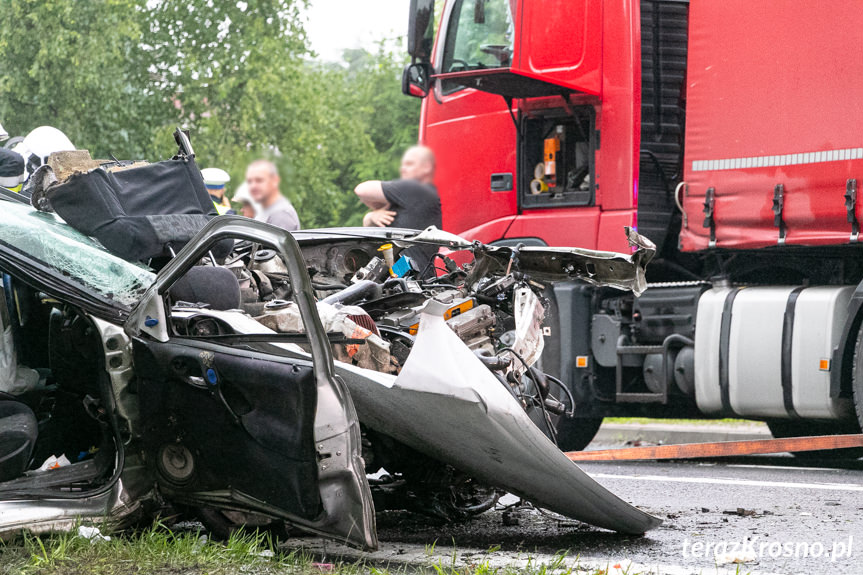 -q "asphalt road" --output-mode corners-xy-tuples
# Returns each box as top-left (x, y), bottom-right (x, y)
(365, 454), (863, 574)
